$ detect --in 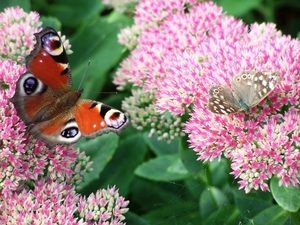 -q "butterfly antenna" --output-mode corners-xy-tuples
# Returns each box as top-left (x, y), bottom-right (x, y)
(100, 91), (118, 95)
(78, 60), (118, 95)
(78, 60), (90, 90)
